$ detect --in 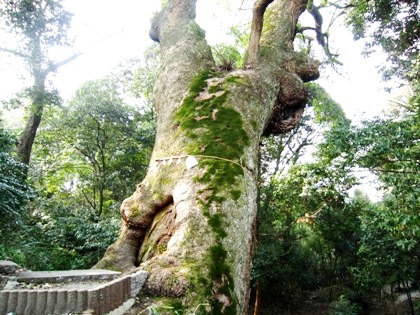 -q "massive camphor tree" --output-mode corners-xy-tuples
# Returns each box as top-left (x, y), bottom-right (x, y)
(96, 0), (320, 313)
